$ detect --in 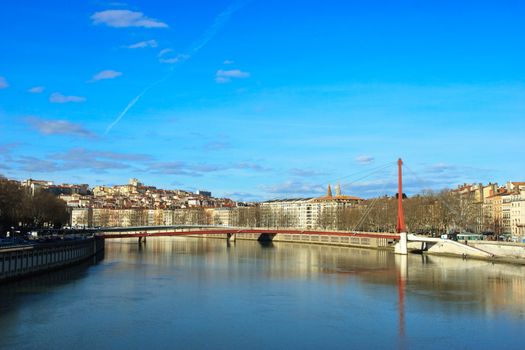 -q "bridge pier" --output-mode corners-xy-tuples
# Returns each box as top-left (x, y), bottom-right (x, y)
(227, 233), (236, 242)
(138, 236), (147, 244)
(394, 232), (408, 255)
